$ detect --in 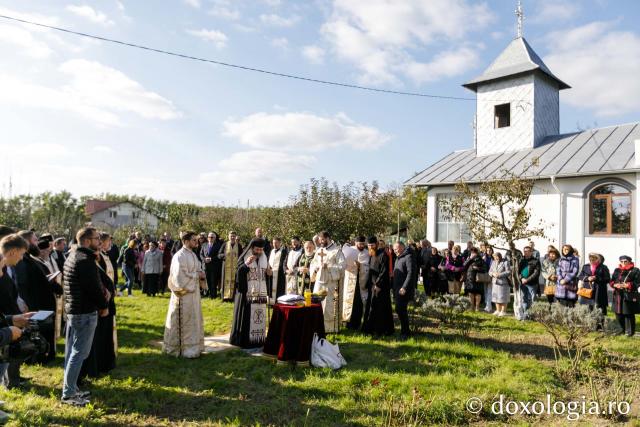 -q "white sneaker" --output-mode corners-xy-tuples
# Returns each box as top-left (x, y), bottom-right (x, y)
(127, 294), (133, 297)
(61, 396), (89, 407)
(117, 291), (123, 297)
(498, 311), (506, 317)
(492, 310), (499, 316)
